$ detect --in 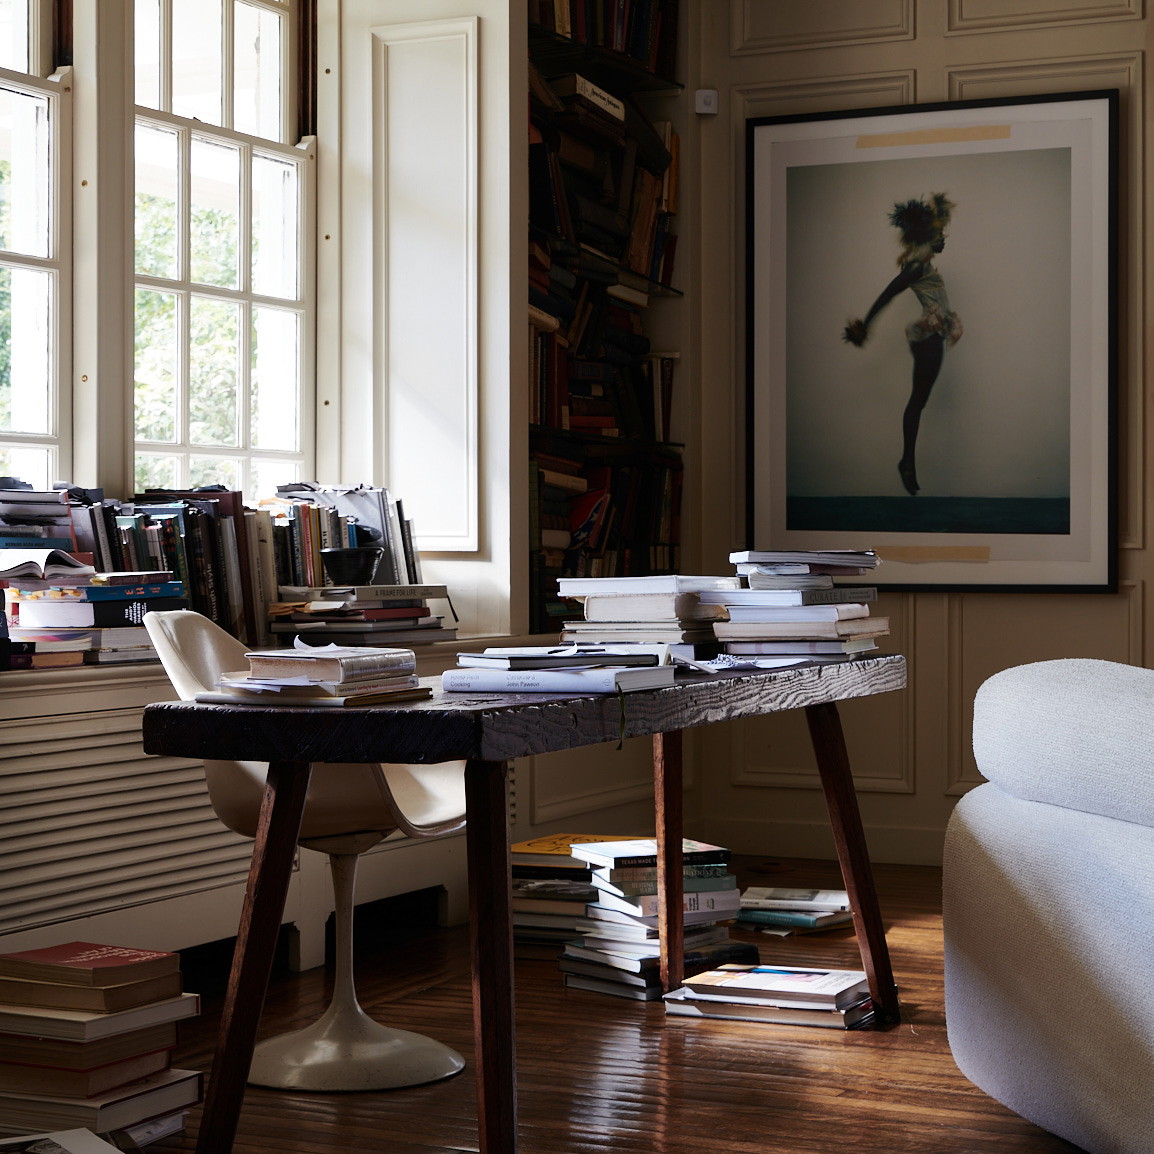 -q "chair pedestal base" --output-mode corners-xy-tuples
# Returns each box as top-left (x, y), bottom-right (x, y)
(247, 1000), (465, 1091)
